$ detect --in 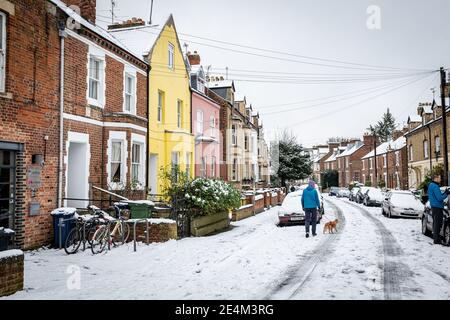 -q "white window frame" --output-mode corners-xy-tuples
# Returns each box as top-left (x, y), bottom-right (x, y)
(210, 115), (216, 138)
(369, 158), (373, 169)
(197, 110), (204, 134)
(232, 158), (238, 181)
(123, 68), (137, 115)
(177, 99), (183, 128)
(423, 140), (429, 159)
(157, 90), (164, 122)
(107, 131), (128, 190)
(409, 145), (413, 161)
(168, 42), (175, 70)
(435, 136), (441, 154)
(131, 133), (146, 188)
(0, 12), (6, 93)
(171, 151), (180, 167)
(87, 47), (105, 108)
(383, 154), (387, 168)
(395, 151), (400, 166)
(231, 125), (237, 146)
